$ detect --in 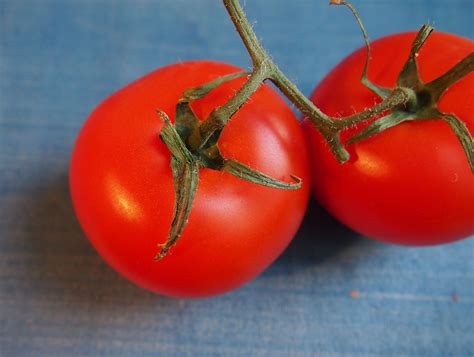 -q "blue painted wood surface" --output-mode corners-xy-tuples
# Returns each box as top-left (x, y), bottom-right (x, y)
(1, 1), (473, 355)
